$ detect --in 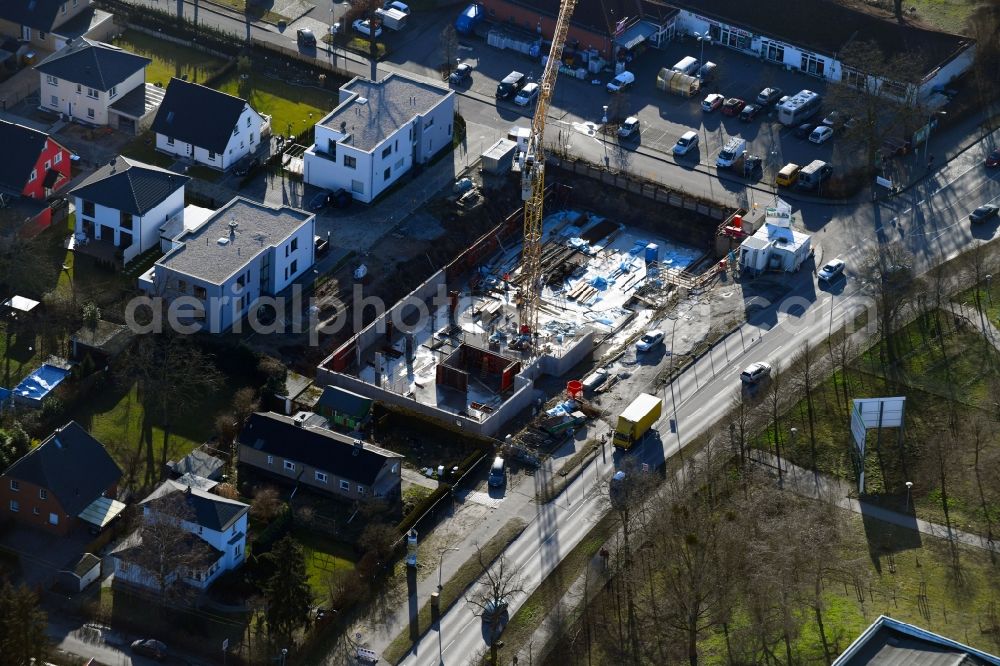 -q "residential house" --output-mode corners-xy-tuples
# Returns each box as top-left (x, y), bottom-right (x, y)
(36, 37), (163, 132)
(832, 615), (1000, 665)
(303, 72), (454, 203)
(0, 421), (124, 536)
(0, 0), (98, 52)
(238, 412), (403, 502)
(0, 119), (72, 234)
(151, 78), (268, 171)
(70, 156), (189, 266)
(669, 0), (974, 99)
(315, 385), (373, 432)
(111, 480), (249, 592)
(142, 197), (315, 333)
